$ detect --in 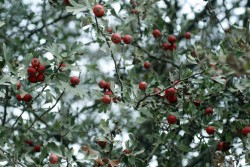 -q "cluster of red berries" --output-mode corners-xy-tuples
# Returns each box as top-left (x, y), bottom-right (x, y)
(16, 92), (32, 102)
(27, 58), (46, 83)
(162, 35), (177, 51)
(24, 139), (42, 152)
(98, 80), (120, 104)
(111, 33), (133, 44)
